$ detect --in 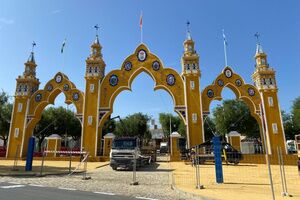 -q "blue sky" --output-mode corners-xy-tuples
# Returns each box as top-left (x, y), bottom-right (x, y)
(0, 0), (299, 124)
